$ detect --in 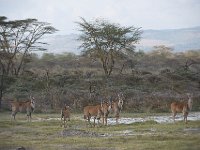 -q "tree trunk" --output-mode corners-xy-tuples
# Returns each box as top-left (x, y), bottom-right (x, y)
(119, 63), (125, 74)
(0, 89), (2, 109)
(0, 72), (5, 109)
(102, 59), (109, 76)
